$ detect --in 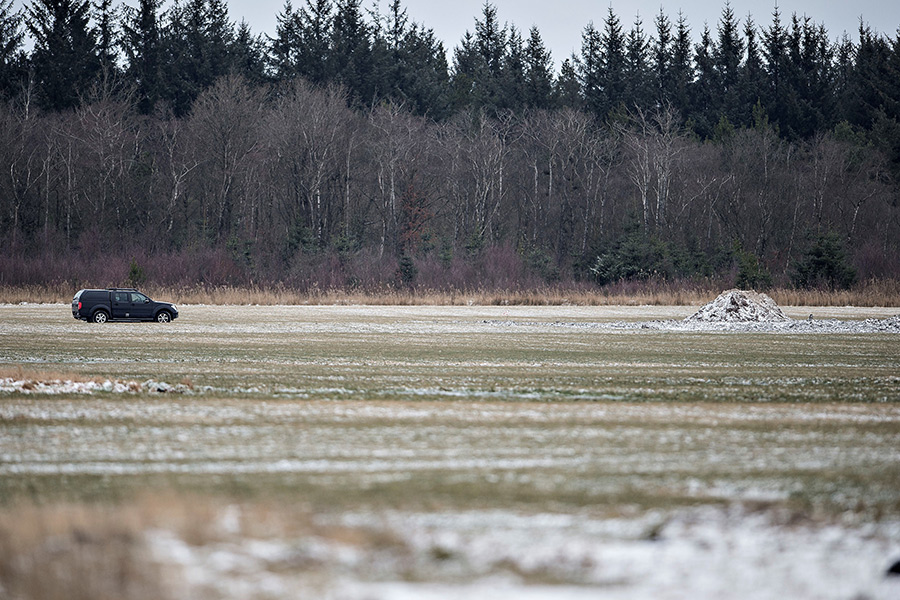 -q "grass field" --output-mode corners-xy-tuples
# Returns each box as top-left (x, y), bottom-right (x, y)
(1, 304), (899, 599)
